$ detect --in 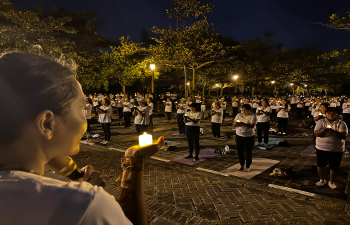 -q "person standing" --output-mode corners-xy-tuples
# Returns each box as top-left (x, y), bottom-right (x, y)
(201, 97), (207, 119)
(211, 102), (223, 140)
(122, 98), (132, 129)
(97, 99), (113, 145)
(342, 98), (350, 131)
(270, 98), (279, 126)
(147, 98), (154, 132)
(164, 97), (173, 123)
(186, 98), (192, 112)
(133, 98), (150, 135)
(116, 96), (124, 119)
(93, 94), (99, 115)
(220, 97), (227, 121)
(276, 99), (290, 135)
(176, 98), (187, 135)
(314, 110), (348, 189)
(252, 99), (259, 114)
(234, 104), (257, 172)
(256, 99), (271, 147)
(232, 96), (239, 118)
(296, 98), (304, 118)
(83, 98), (93, 139)
(184, 103), (201, 160)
